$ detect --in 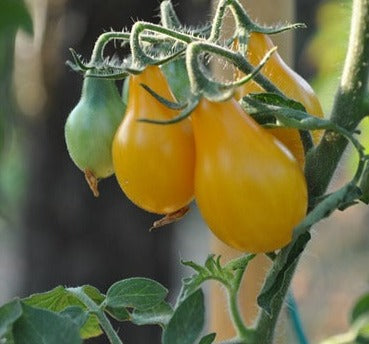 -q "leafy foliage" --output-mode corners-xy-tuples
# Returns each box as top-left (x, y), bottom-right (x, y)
(0, 275), (204, 344)
(0, 254), (258, 344)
